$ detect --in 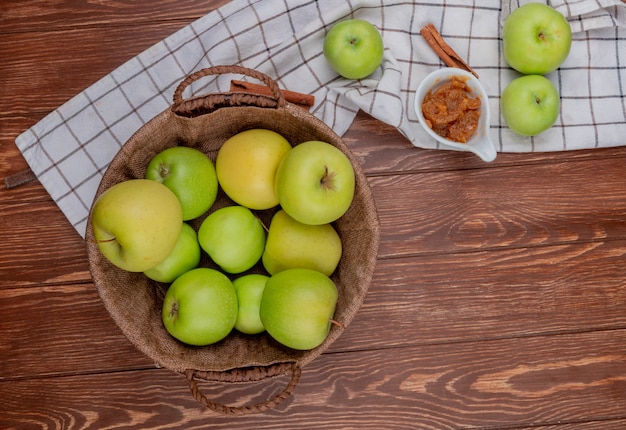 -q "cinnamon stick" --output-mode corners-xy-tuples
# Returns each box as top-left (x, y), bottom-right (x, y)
(420, 24), (479, 78)
(230, 80), (315, 110)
